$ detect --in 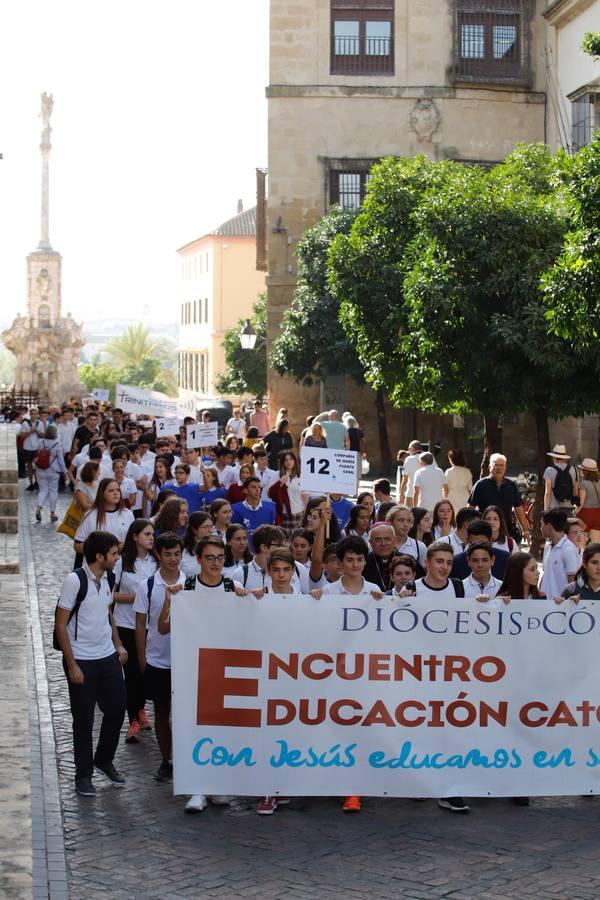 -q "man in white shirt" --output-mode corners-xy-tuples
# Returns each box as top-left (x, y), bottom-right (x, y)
(543, 445), (579, 510)
(413, 452), (447, 511)
(541, 508), (580, 599)
(55, 531), (127, 797)
(400, 440), (423, 508)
